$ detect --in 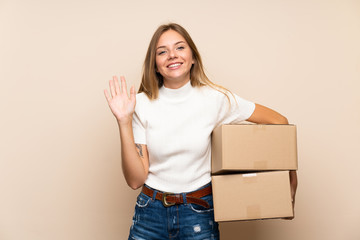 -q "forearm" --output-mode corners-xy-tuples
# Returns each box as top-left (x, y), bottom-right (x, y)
(247, 104), (289, 125)
(118, 121), (148, 189)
